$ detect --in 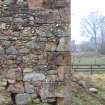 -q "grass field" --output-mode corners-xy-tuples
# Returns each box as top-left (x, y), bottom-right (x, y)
(73, 56), (105, 64)
(72, 73), (105, 105)
(72, 53), (105, 65)
(72, 53), (105, 104)
(72, 52), (105, 73)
